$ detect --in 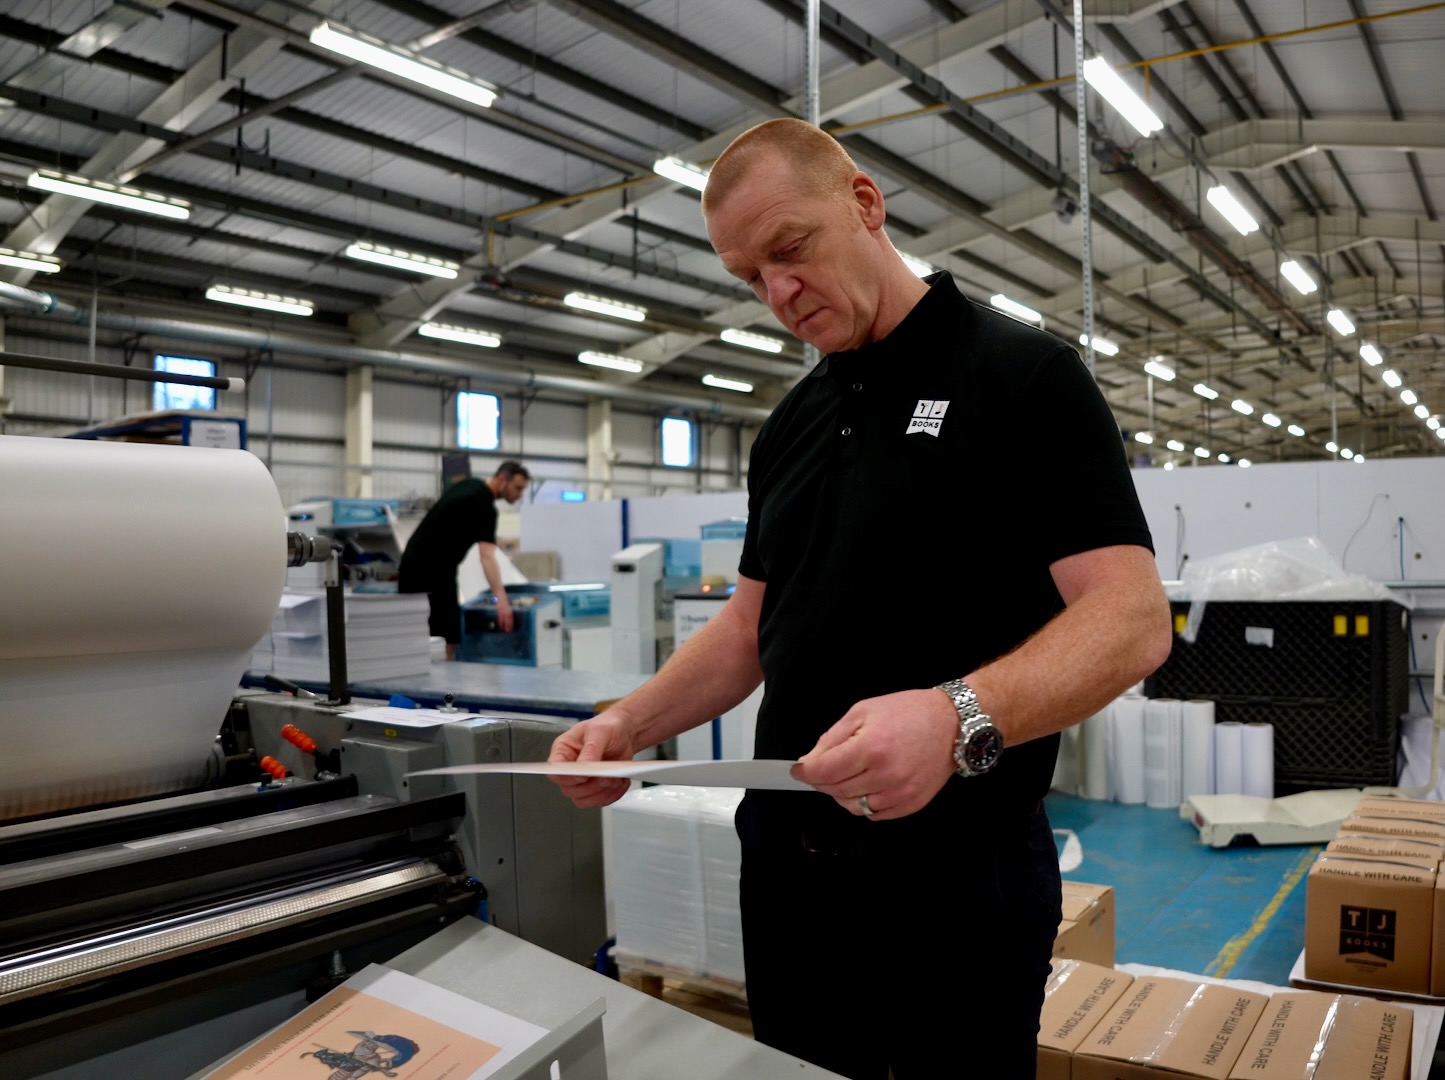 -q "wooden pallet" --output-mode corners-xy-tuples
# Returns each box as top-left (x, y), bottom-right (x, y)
(617, 957), (752, 1037)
